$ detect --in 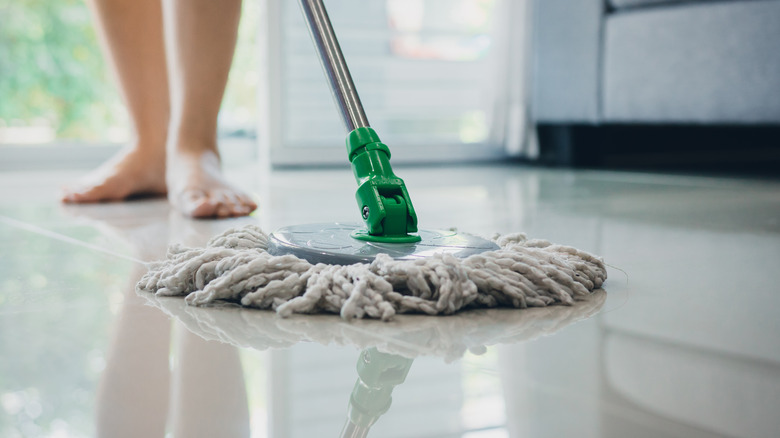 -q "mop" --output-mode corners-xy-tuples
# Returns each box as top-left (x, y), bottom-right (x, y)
(137, 0), (607, 321)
